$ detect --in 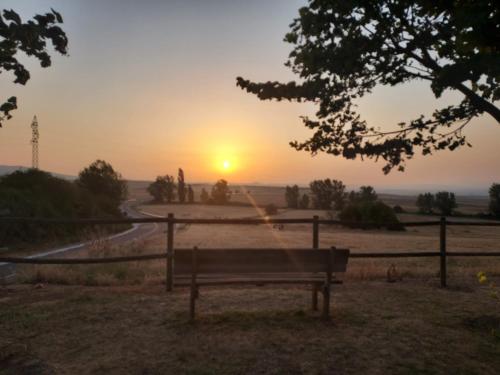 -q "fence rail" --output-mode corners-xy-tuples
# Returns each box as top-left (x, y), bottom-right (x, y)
(3, 250), (500, 265)
(2, 214), (500, 289)
(2, 216), (500, 226)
